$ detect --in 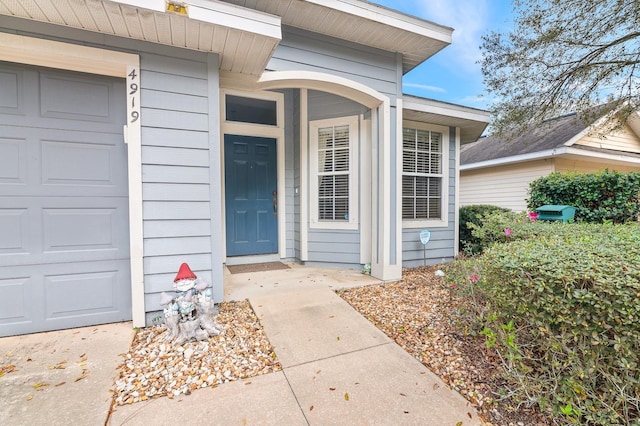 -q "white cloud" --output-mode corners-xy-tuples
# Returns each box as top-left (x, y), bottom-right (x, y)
(417, 0), (492, 67)
(403, 83), (447, 93)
